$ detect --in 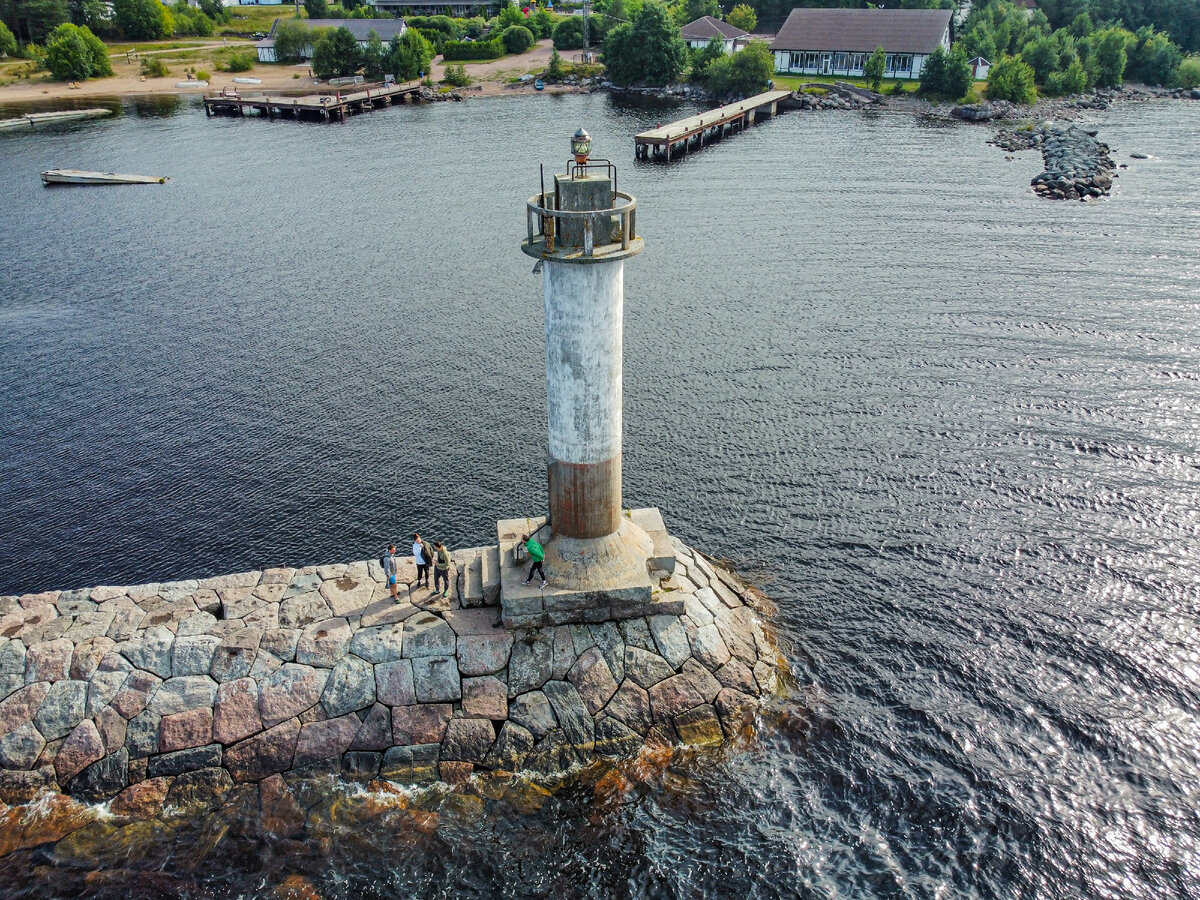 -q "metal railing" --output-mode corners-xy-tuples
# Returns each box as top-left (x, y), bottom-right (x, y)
(525, 189), (637, 258)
